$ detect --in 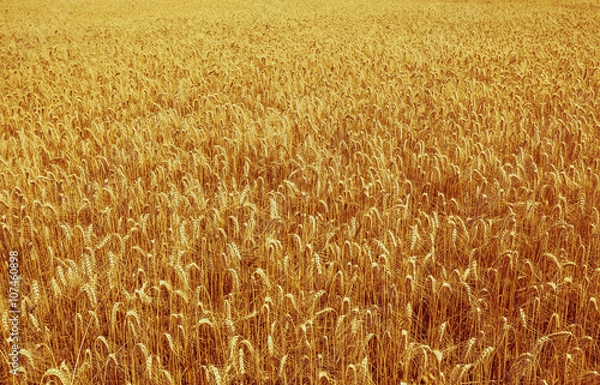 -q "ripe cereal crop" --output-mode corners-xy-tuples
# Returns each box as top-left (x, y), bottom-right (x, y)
(1, 0), (600, 384)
